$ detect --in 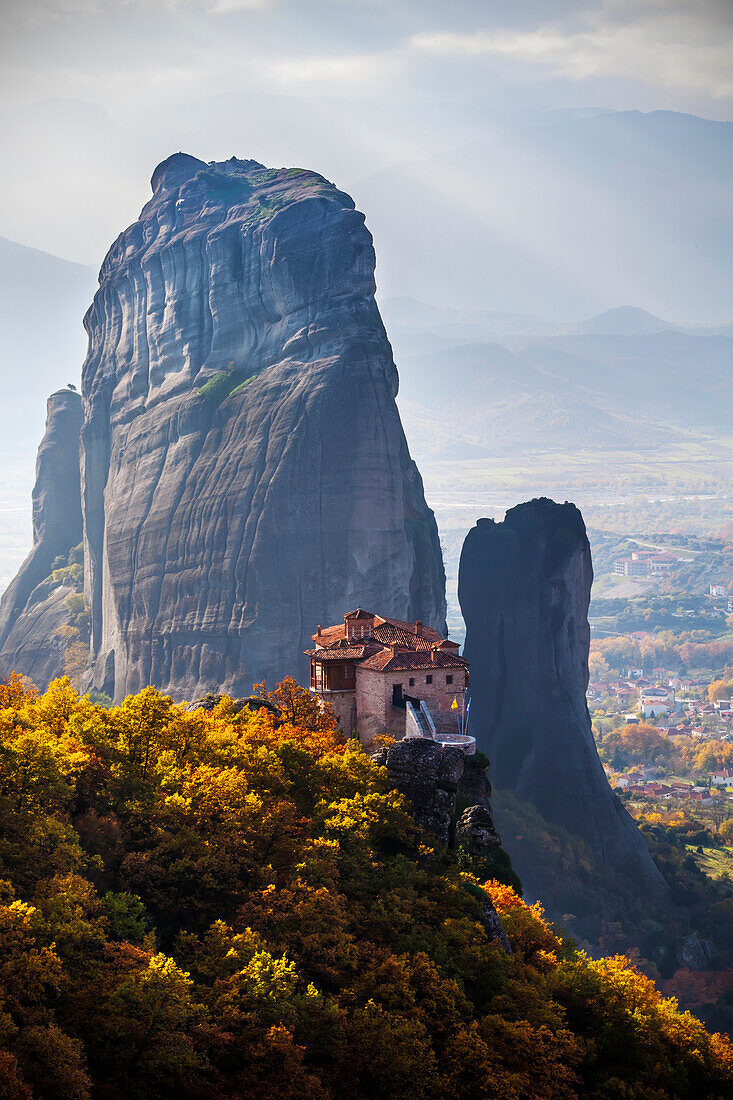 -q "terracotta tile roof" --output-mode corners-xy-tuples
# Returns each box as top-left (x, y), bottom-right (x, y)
(304, 643), (380, 661)
(314, 624), (348, 644)
(360, 649), (468, 672)
(372, 622), (435, 651)
(312, 613), (443, 649)
(307, 612), (463, 672)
